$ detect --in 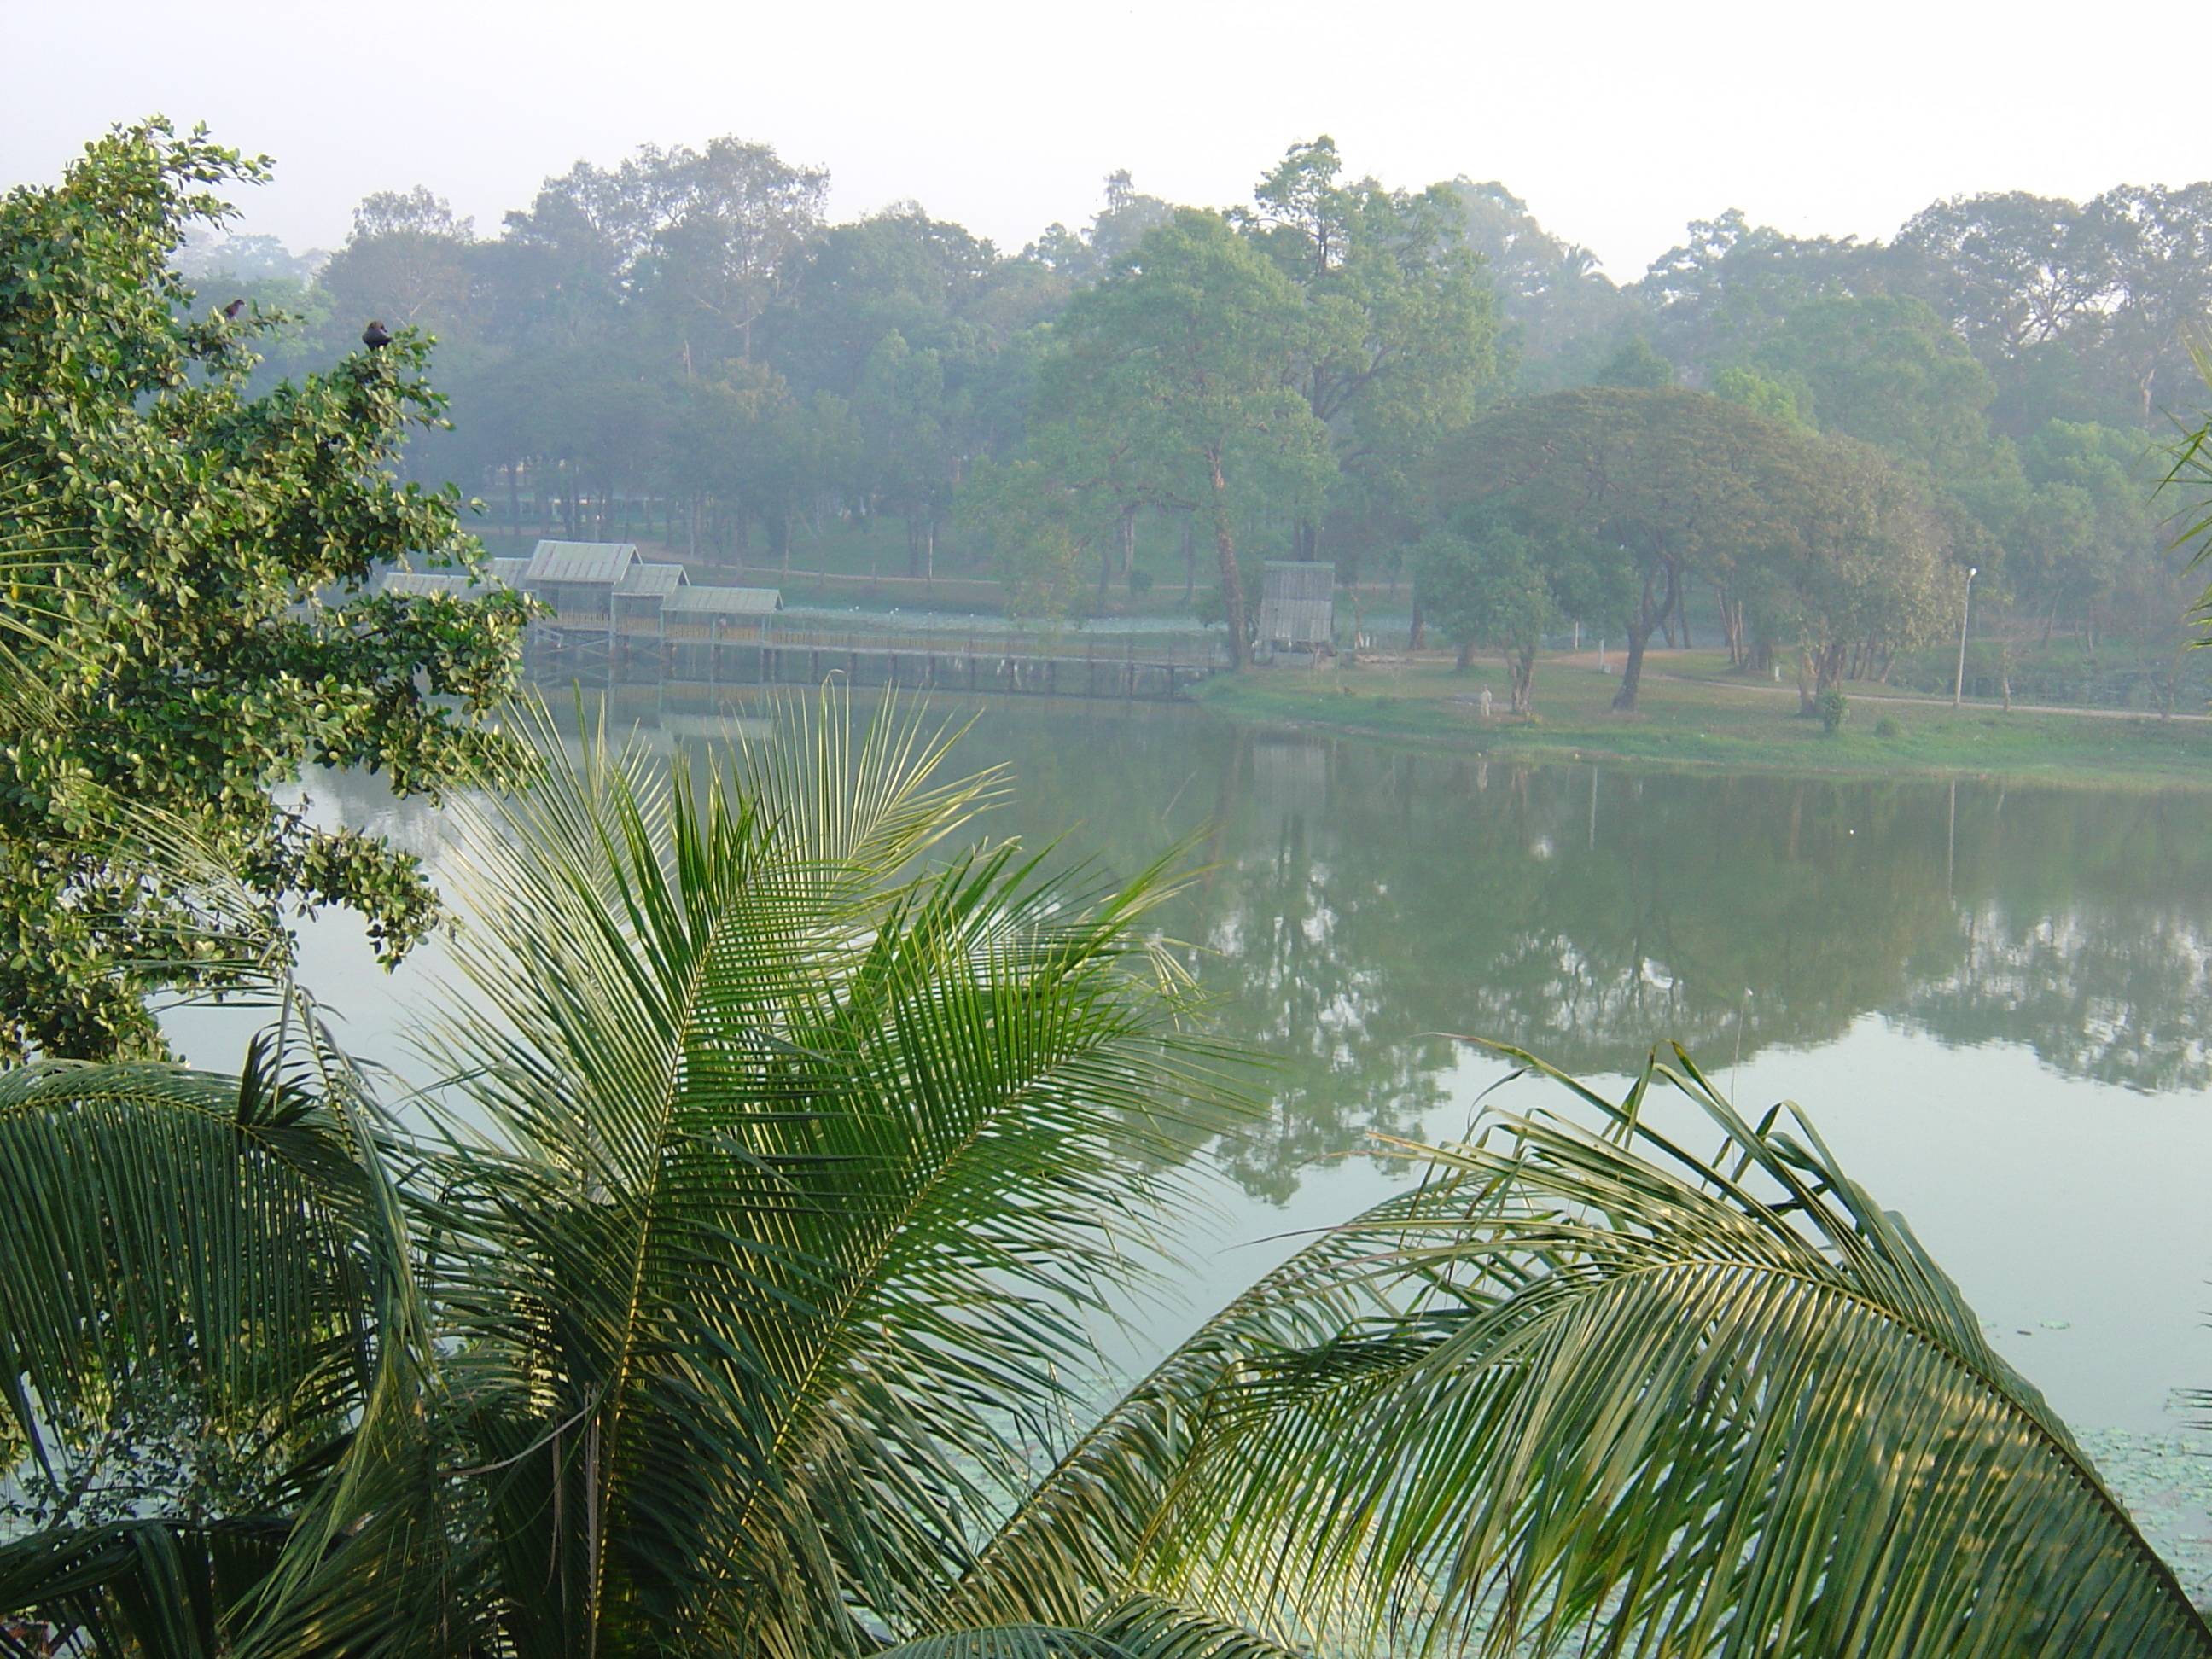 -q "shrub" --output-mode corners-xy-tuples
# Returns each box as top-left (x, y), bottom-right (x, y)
(1875, 715), (1902, 739)
(1817, 688), (1850, 736)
